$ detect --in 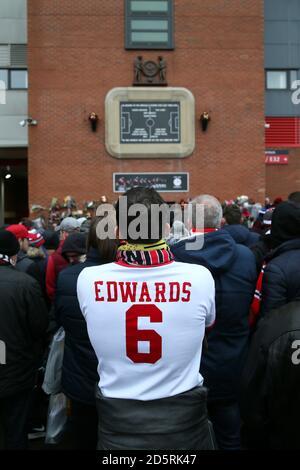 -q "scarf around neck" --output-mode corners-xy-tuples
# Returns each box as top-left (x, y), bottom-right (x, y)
(117, 240), (174, 266)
